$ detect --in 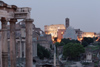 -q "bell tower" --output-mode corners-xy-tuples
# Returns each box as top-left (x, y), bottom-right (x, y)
(65, 18), (69, 28)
